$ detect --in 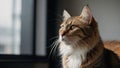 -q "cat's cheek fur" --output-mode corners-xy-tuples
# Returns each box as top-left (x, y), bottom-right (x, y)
(59, 42), (89, 68)
(59, 42), (73, 56)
